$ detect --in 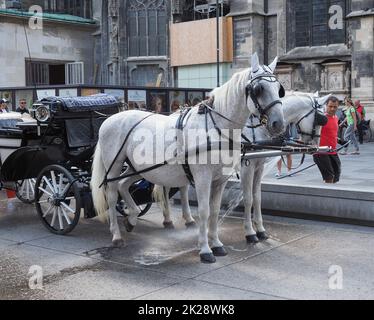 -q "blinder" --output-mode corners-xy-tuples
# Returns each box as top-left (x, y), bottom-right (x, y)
(245, 72), (283, 121)
(295, 97), (328, 140)
(315, 110), (328, 127)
